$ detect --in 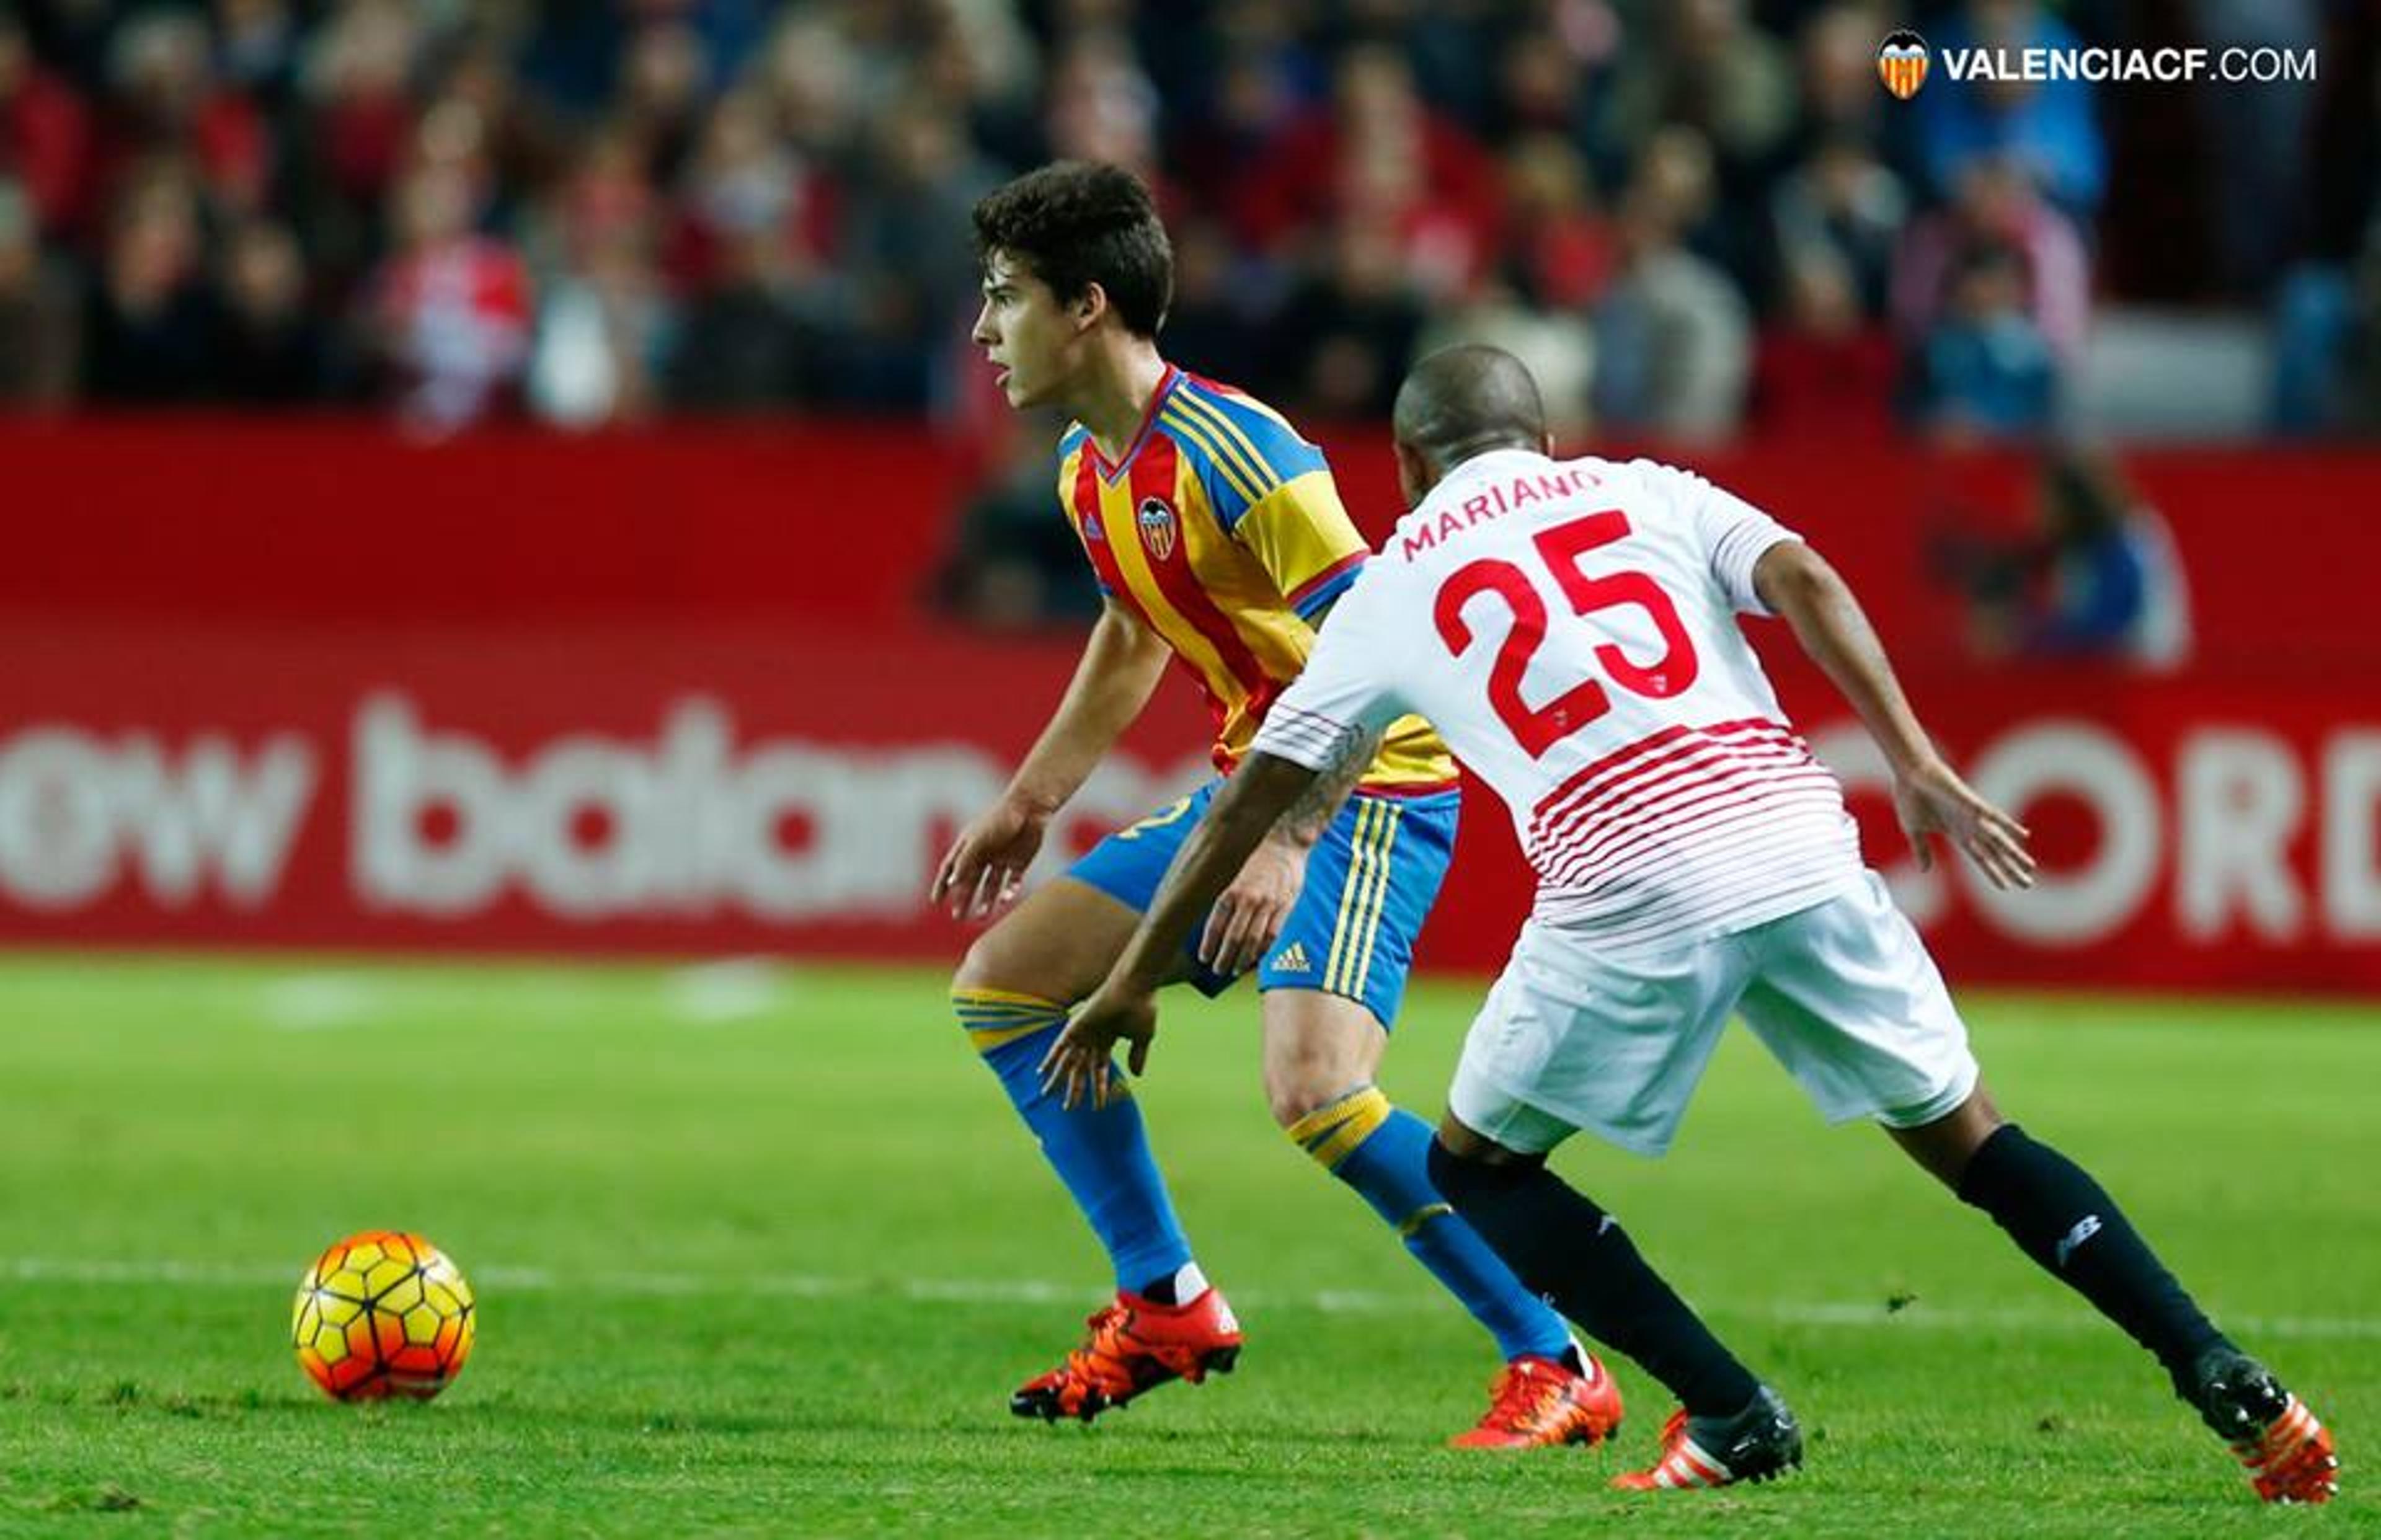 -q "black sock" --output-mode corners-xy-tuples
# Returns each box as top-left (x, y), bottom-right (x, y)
(1956, 1124), (2228, 1392)
(1428, 1139), (1760, 1417)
